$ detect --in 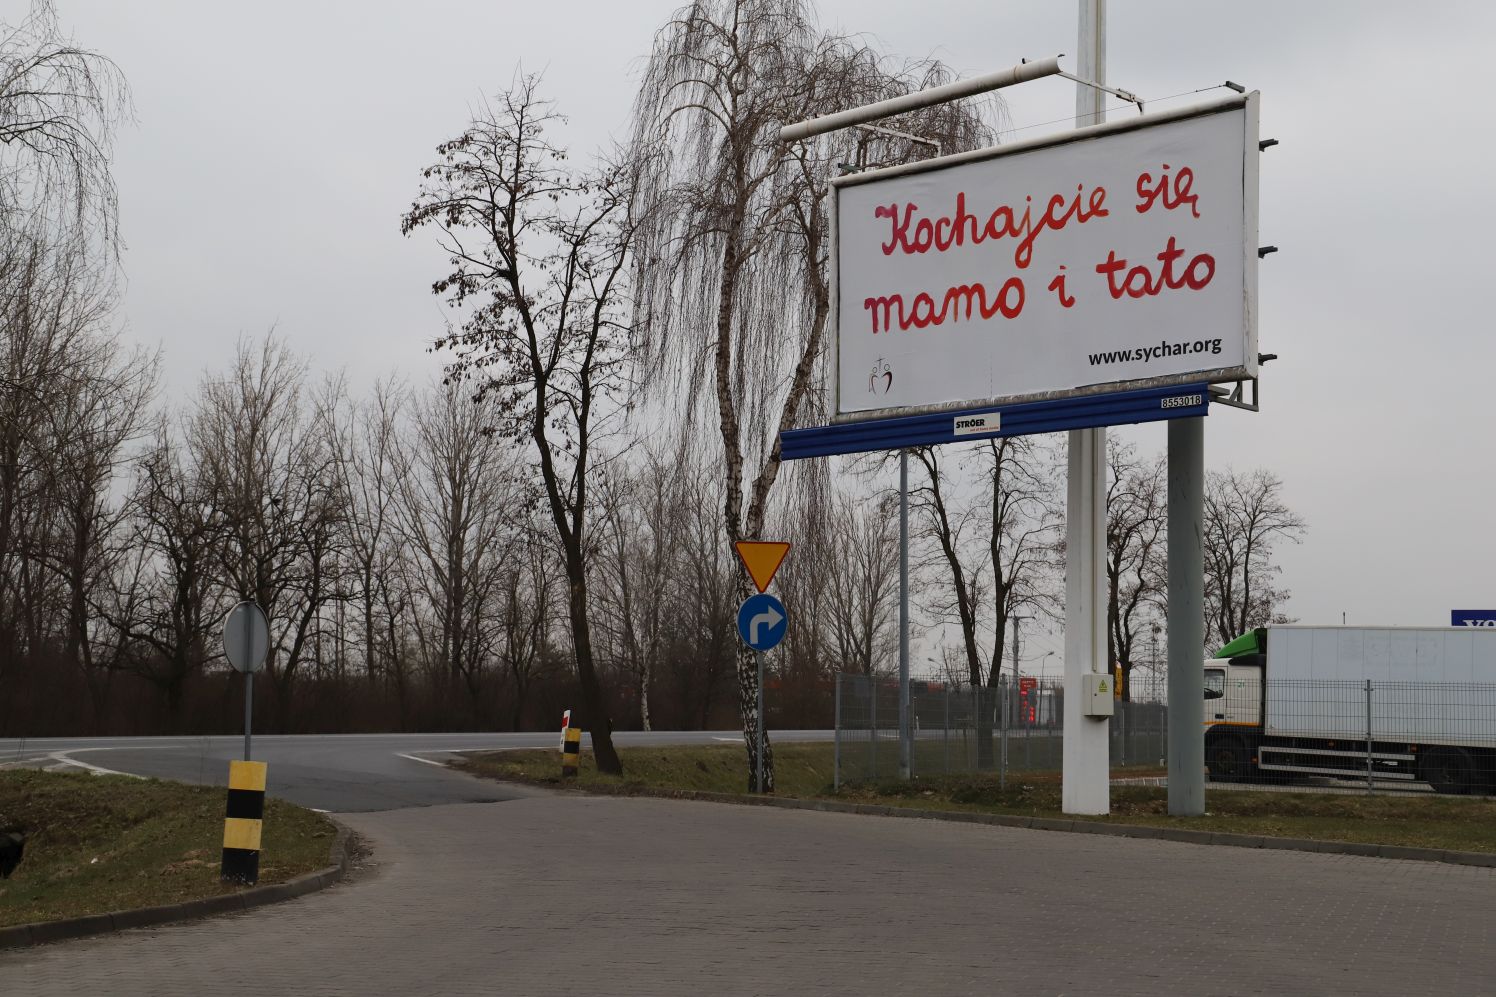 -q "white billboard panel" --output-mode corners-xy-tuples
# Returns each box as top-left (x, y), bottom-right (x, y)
(834, 94), (1259, 418)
